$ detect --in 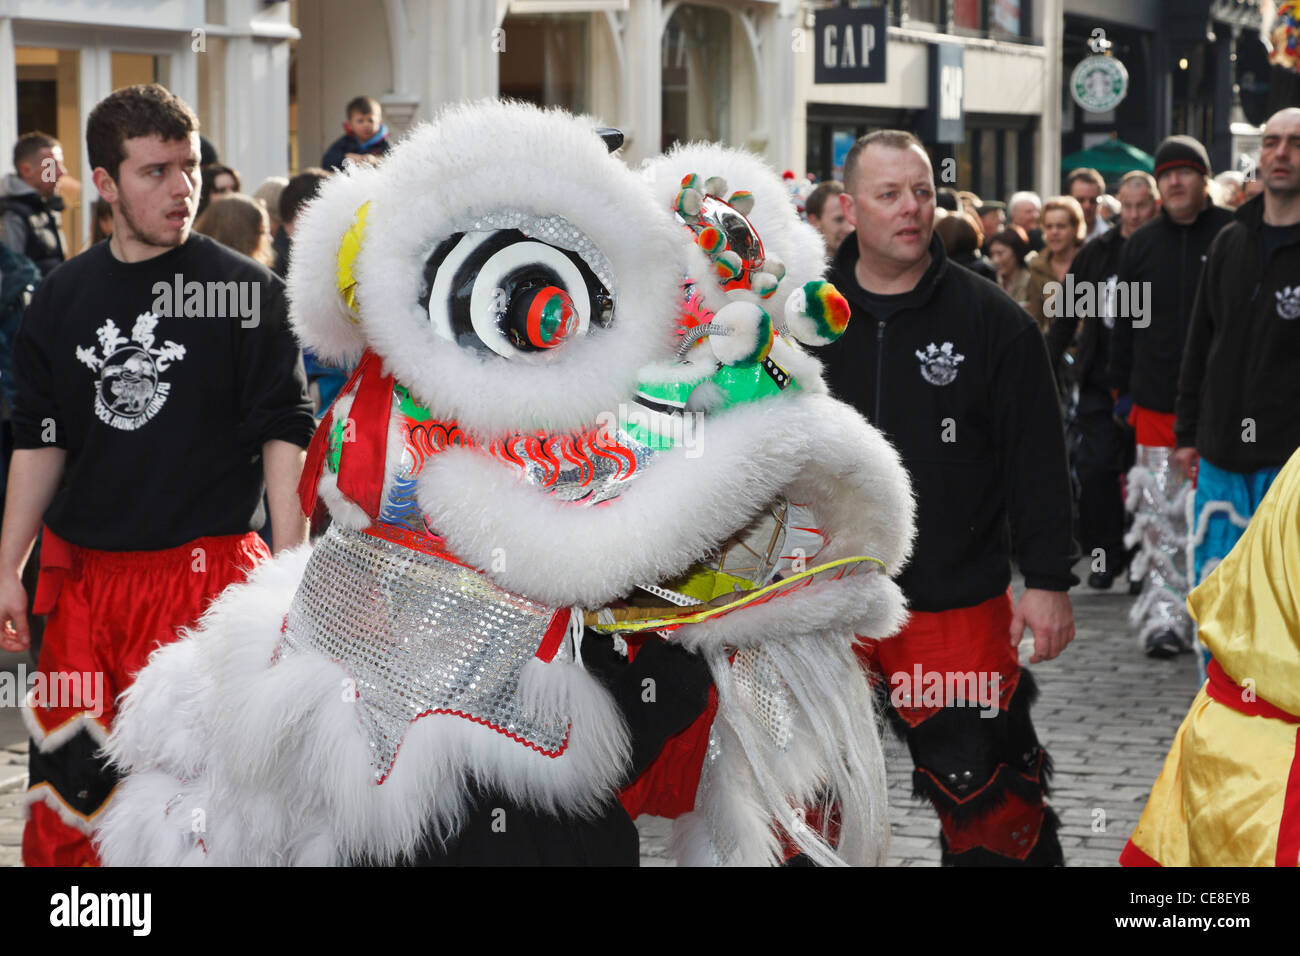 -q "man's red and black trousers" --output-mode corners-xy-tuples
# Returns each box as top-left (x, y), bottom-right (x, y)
(856, 589), (1063, 866)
